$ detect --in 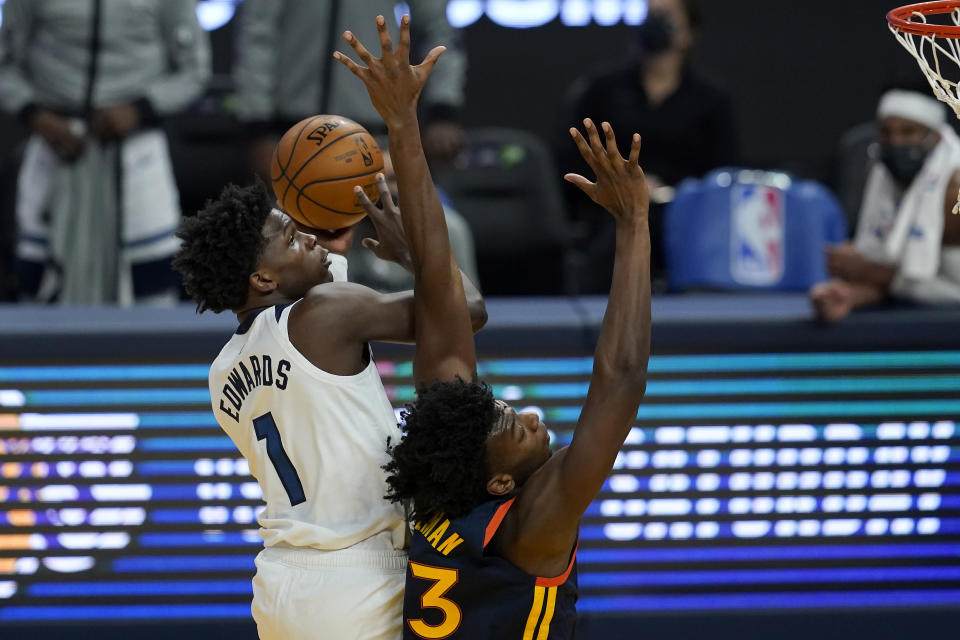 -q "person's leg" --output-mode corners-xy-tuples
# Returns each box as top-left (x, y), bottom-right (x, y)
(120, 130), (182, 305)
(131, 255), (179, 304)
(14, 136), (57, 301)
